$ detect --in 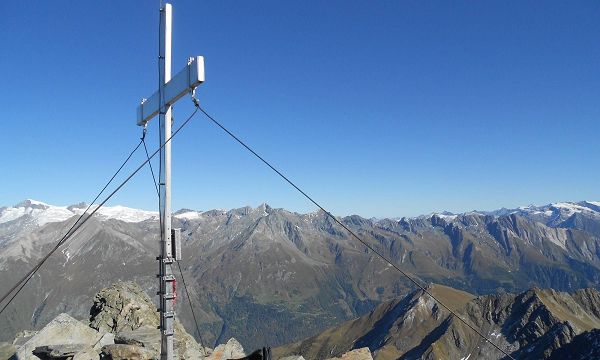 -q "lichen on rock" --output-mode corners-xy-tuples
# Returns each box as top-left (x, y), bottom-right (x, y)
(89, 281), (159, 333)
